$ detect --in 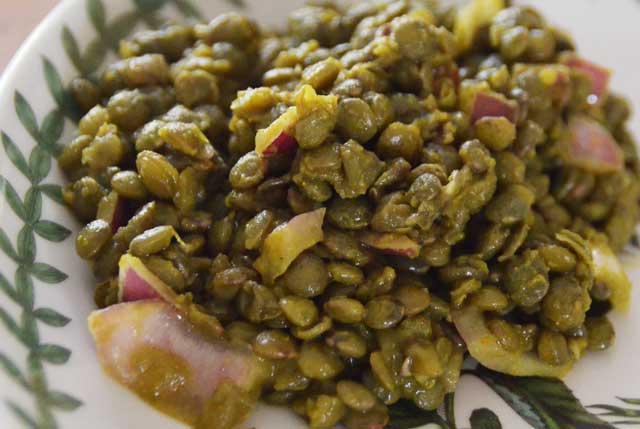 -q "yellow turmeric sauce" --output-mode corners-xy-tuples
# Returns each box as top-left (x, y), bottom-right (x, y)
(127, 344), (198, 426)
